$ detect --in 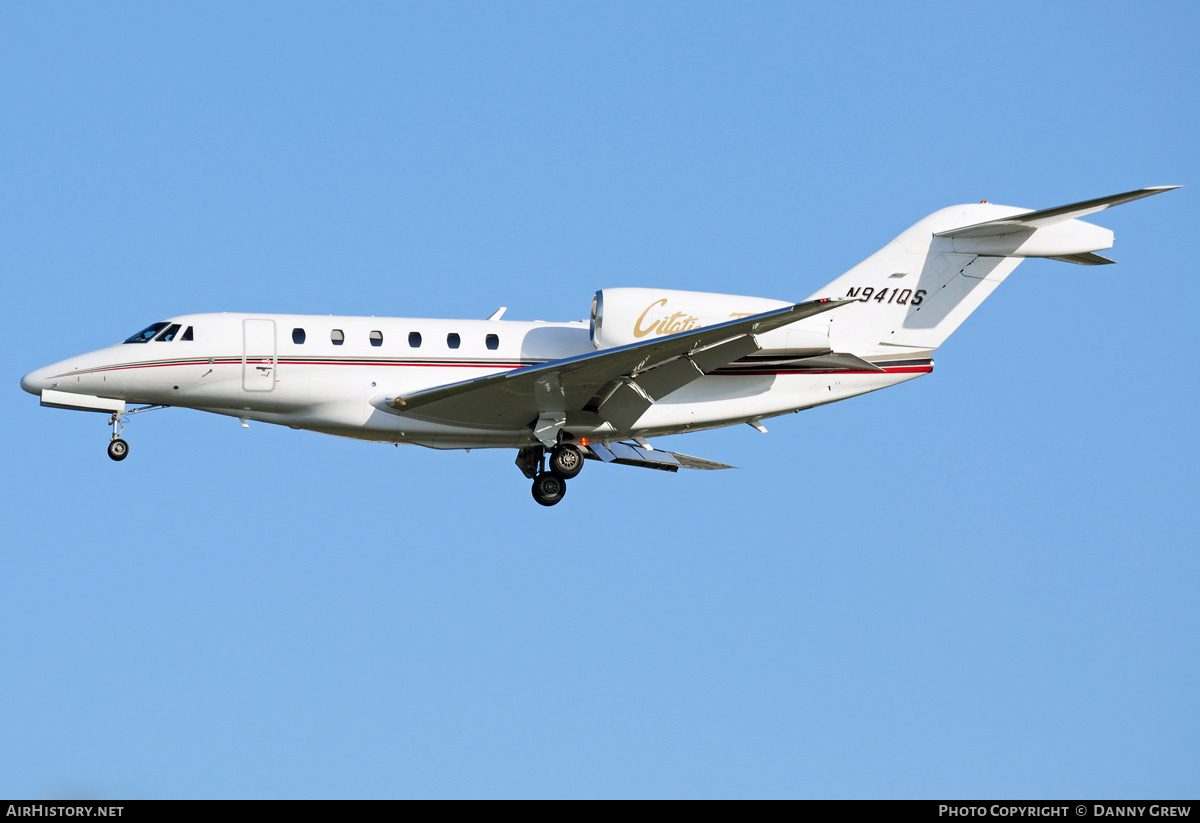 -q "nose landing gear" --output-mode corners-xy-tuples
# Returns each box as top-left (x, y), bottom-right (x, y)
(107, 412), (129, 461)
(103, 404), (167, 462)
